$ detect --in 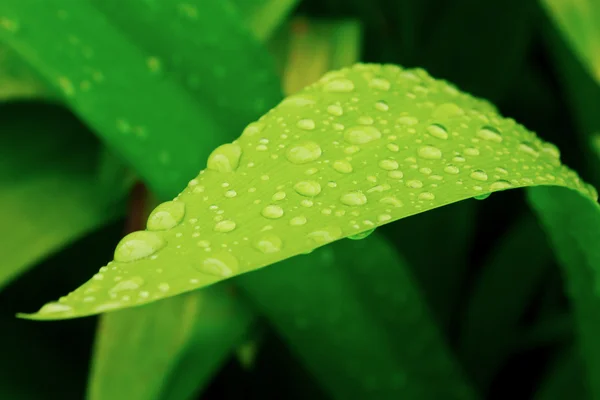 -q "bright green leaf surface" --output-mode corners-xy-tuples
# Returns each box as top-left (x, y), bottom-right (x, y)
(0, 102), (121, 289)
(239, 234), (476, 399)
(88, 286), (252, 400)
(528, 186), (600, 399)
(23, 64), (596, 319)
(541, 0), (600, 84)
